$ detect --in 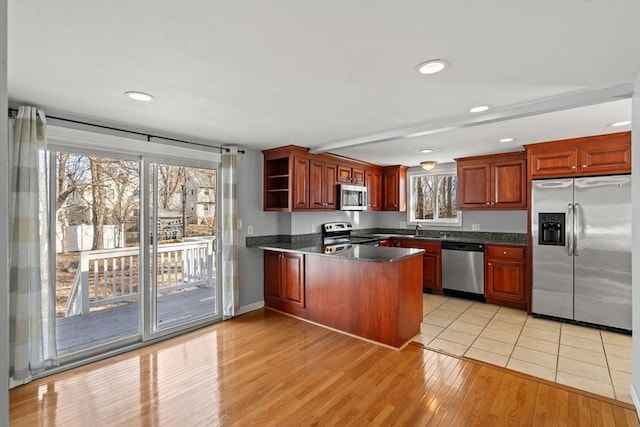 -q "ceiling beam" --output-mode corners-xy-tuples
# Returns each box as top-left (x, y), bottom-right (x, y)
(309, 83), (634, 154)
